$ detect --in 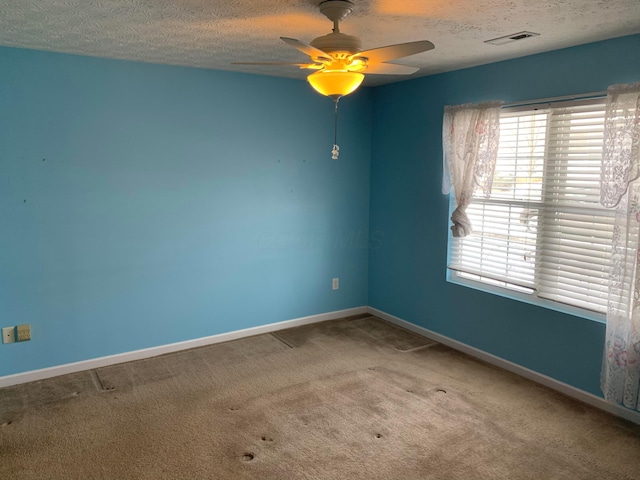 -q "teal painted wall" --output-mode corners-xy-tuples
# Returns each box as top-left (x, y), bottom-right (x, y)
(0, 47), (372, 376)
(368, 34), (640, 397)
(3, 34), (639, 397)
